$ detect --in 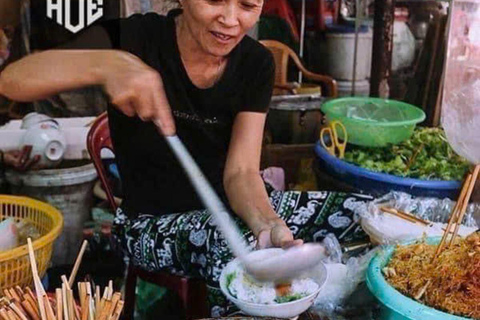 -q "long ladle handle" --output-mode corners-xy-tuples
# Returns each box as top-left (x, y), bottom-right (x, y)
(164, 135), (250, 259)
